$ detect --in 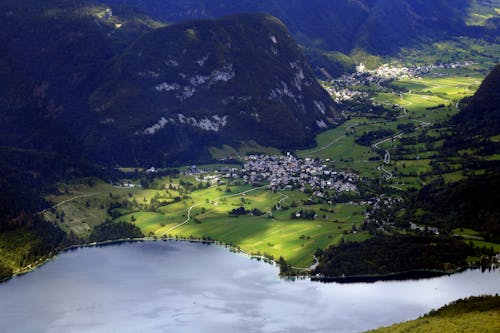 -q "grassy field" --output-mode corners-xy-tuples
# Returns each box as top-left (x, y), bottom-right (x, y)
(117, 185), (368, 268)
(391, 76), (482, 100)
(398, 37), (500, 68)
(366, 296), (500, 333)
(452, 228), (500, 252)
(366, 309), (500, 333)
(45, 177), (369, 268)
(374, 72), (482, 125)
(297, 118), (384, 177)
(208, 140), (281, 159)
(42, 176), (193, 237)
